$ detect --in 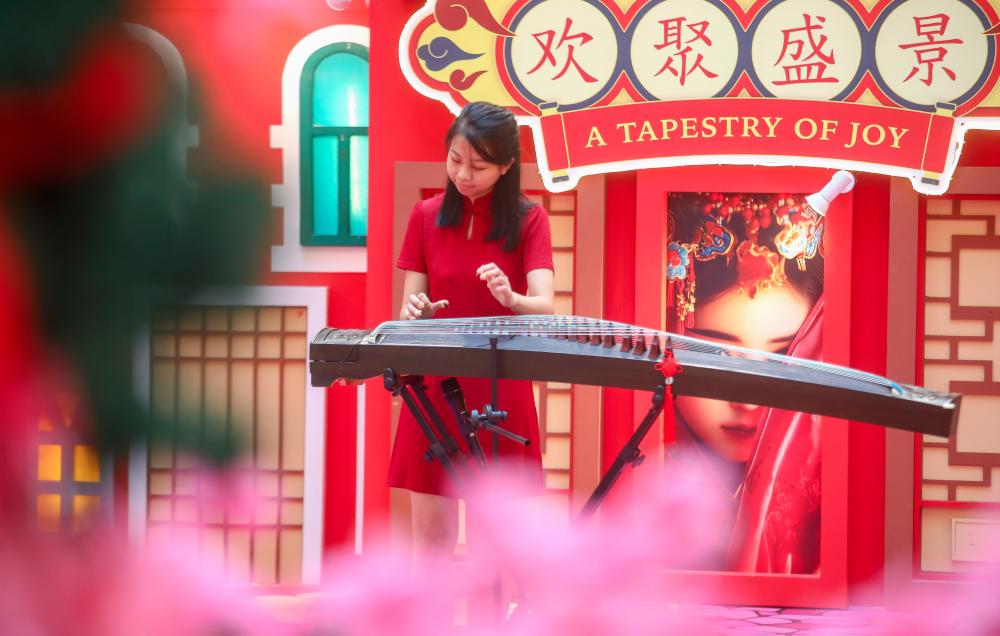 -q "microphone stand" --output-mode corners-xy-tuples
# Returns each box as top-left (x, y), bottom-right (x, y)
(385, 337), (530, 627)
(440, 337), (530, 466)
(442, 377), (488, 469)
